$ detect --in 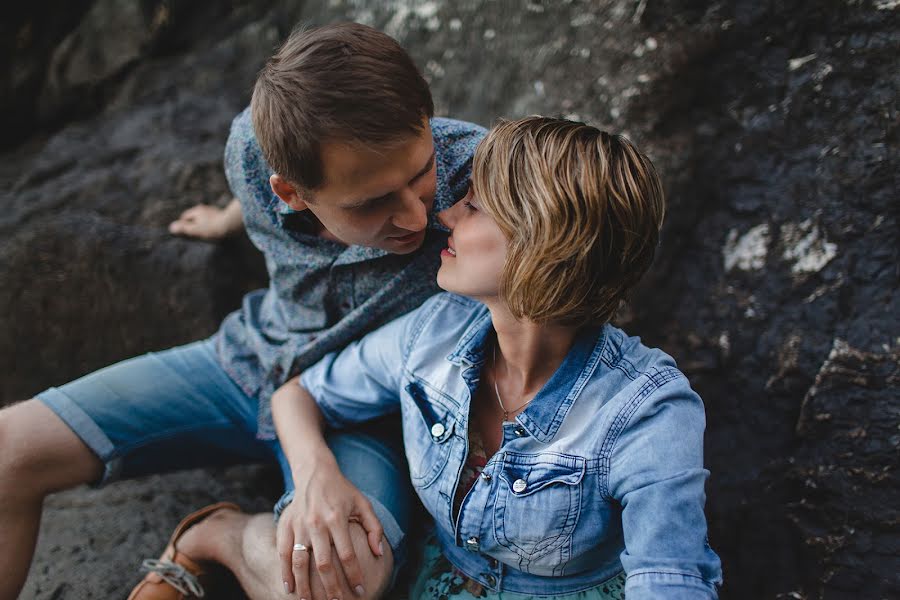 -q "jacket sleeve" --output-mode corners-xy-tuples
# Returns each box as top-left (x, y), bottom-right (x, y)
(606, 369), (723, 599)
(299, 299), (426, 429)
